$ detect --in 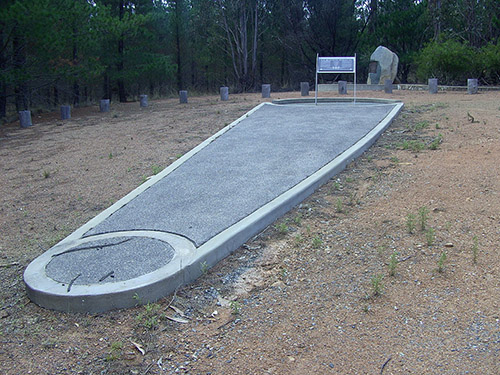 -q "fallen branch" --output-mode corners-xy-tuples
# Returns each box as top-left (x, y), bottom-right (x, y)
(380, 356), (392, 374)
